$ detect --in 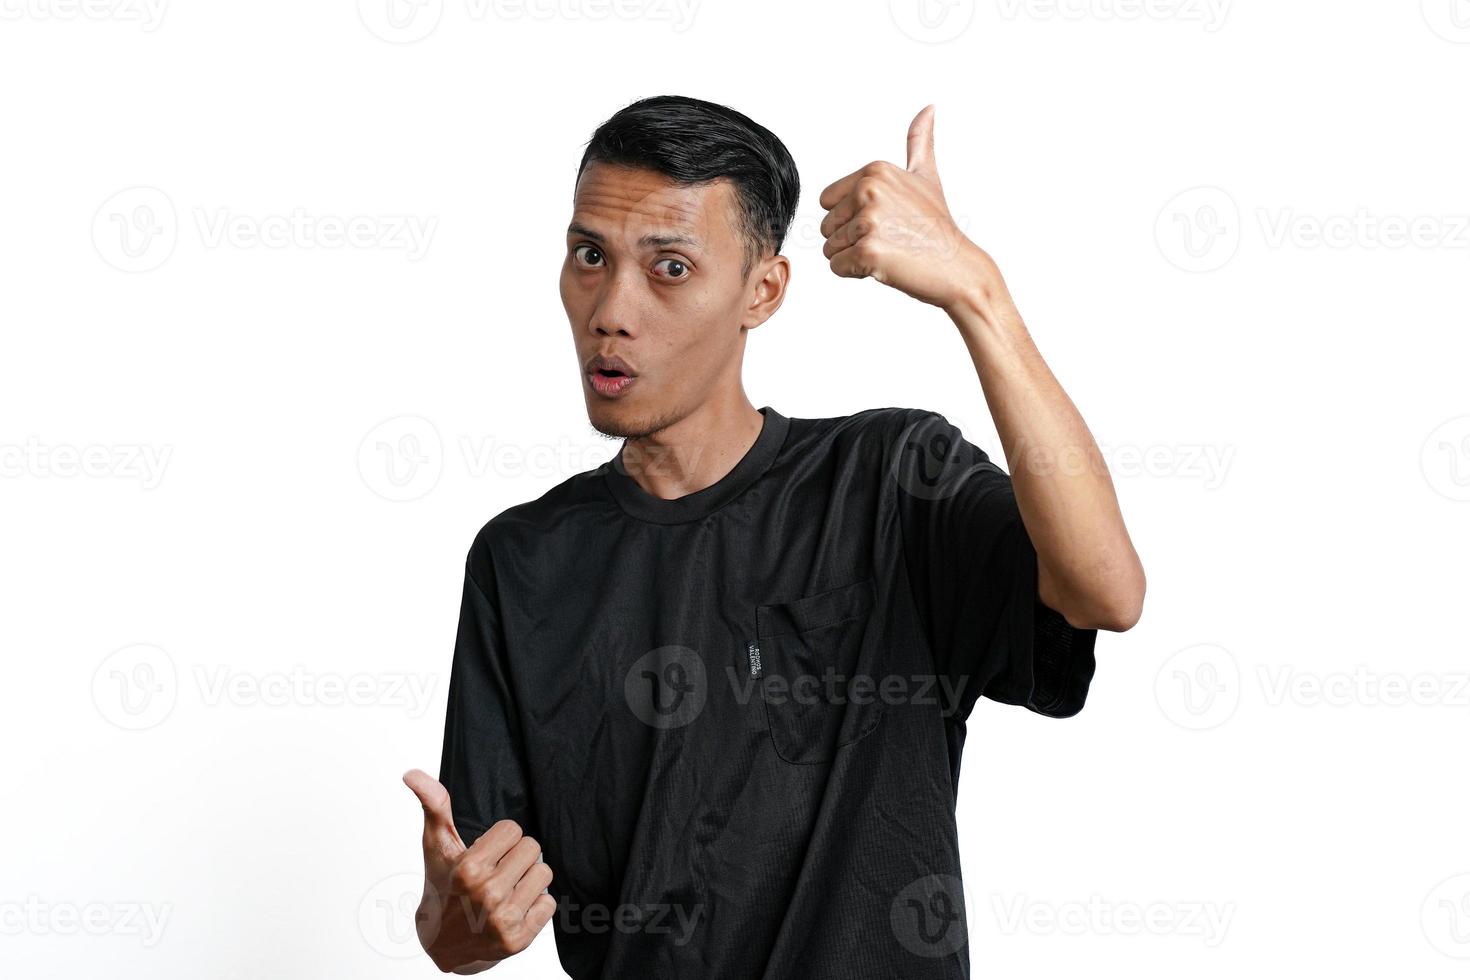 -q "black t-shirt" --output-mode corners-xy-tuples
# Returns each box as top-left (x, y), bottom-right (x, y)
(438, 406), (1098, 979)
